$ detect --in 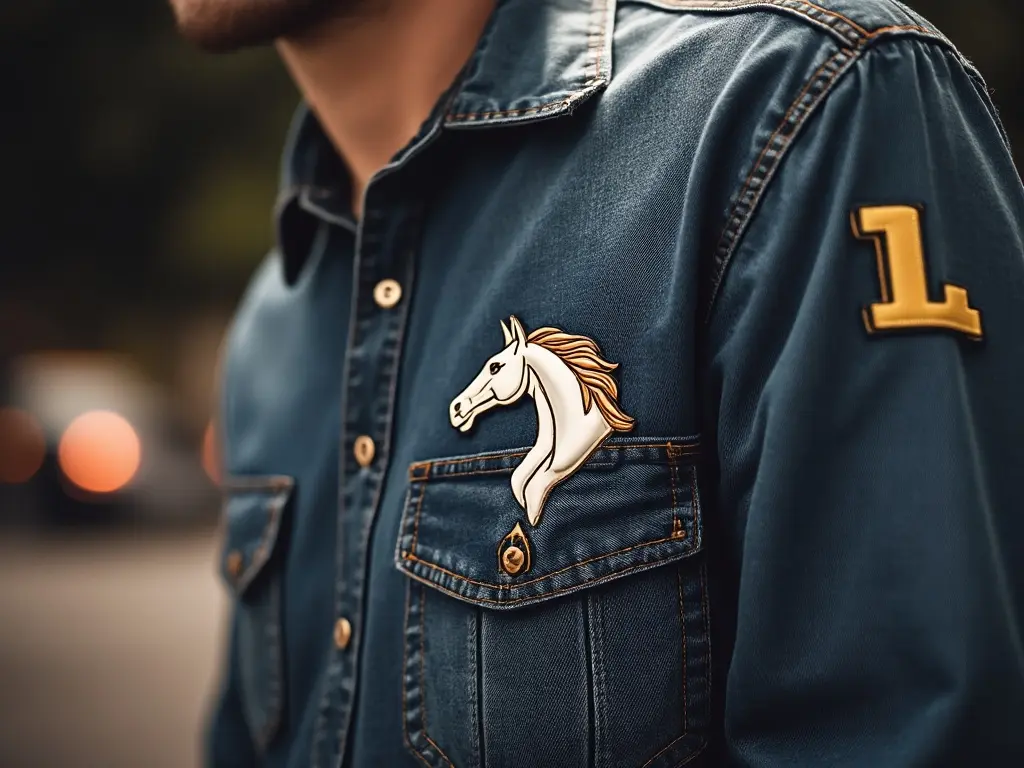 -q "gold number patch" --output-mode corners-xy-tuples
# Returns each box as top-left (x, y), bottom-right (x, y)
(852, 204), (983, 340)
